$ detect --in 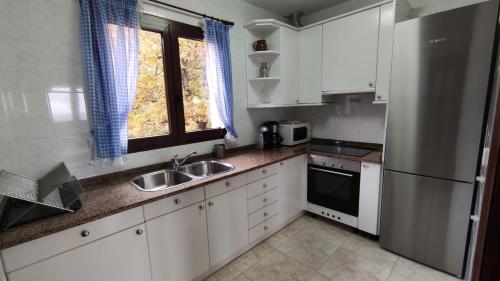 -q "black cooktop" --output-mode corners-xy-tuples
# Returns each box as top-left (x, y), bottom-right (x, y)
(310, 144), (375, 157)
